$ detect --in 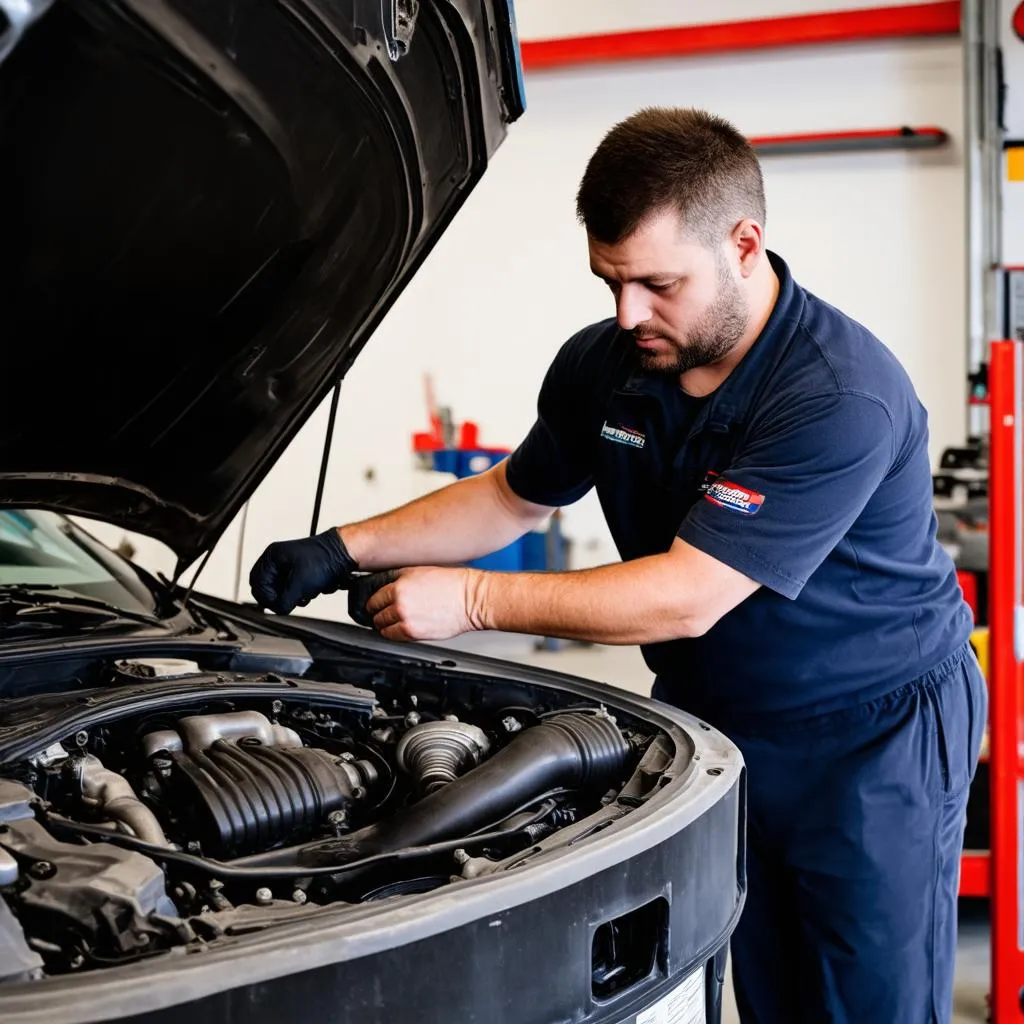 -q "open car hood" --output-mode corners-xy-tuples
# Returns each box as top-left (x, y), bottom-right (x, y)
(0, 0), (525, 573)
